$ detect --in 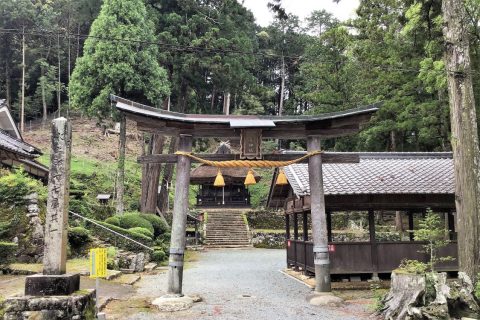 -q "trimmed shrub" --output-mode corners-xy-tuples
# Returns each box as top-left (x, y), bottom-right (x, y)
(105, 216), (121, 227)
(151, 247), (166, 262)
(118, 213), (154, 234)
(128, 227), (154, 239)
(68, 227), (91, 247)
(0, 242), (18, 266)
(139, 213), (169, 237)
(88, 220), (153, 251)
